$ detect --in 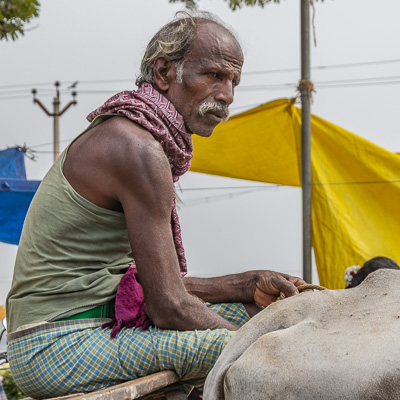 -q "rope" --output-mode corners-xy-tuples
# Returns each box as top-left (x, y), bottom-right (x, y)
(278, 283), (327, 300)
(297, 79), (316, 102)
